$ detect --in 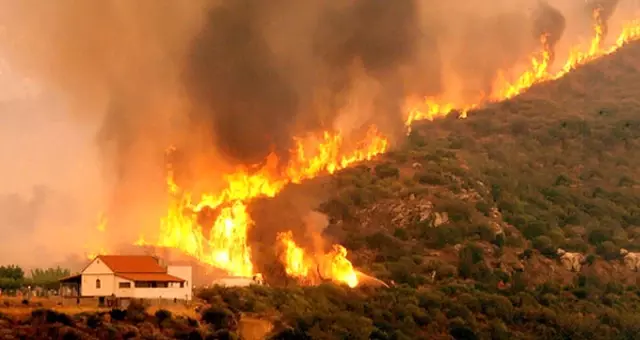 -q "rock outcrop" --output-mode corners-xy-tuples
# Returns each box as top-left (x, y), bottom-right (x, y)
(620, 248), (640, 271)
(557, 248), (586, 272)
